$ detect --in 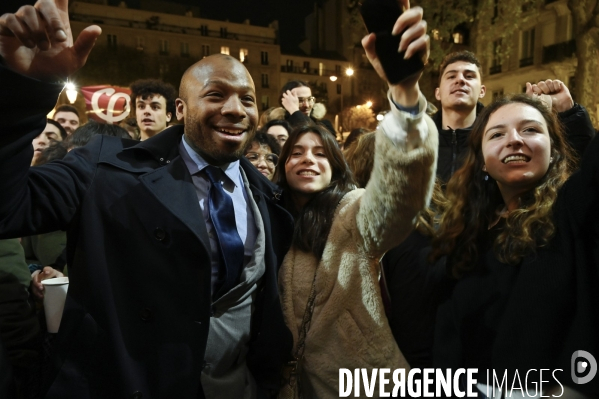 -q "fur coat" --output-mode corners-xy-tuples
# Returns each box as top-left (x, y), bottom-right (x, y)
(279, 93), (439, 398)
